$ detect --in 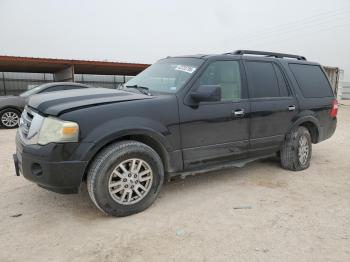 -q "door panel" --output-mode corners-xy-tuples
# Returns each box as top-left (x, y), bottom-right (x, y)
(244, 60), (298, 156)
(179, 60), (250, 169)
(249, 97), (297, 155)
(180, 101), (250, 168)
